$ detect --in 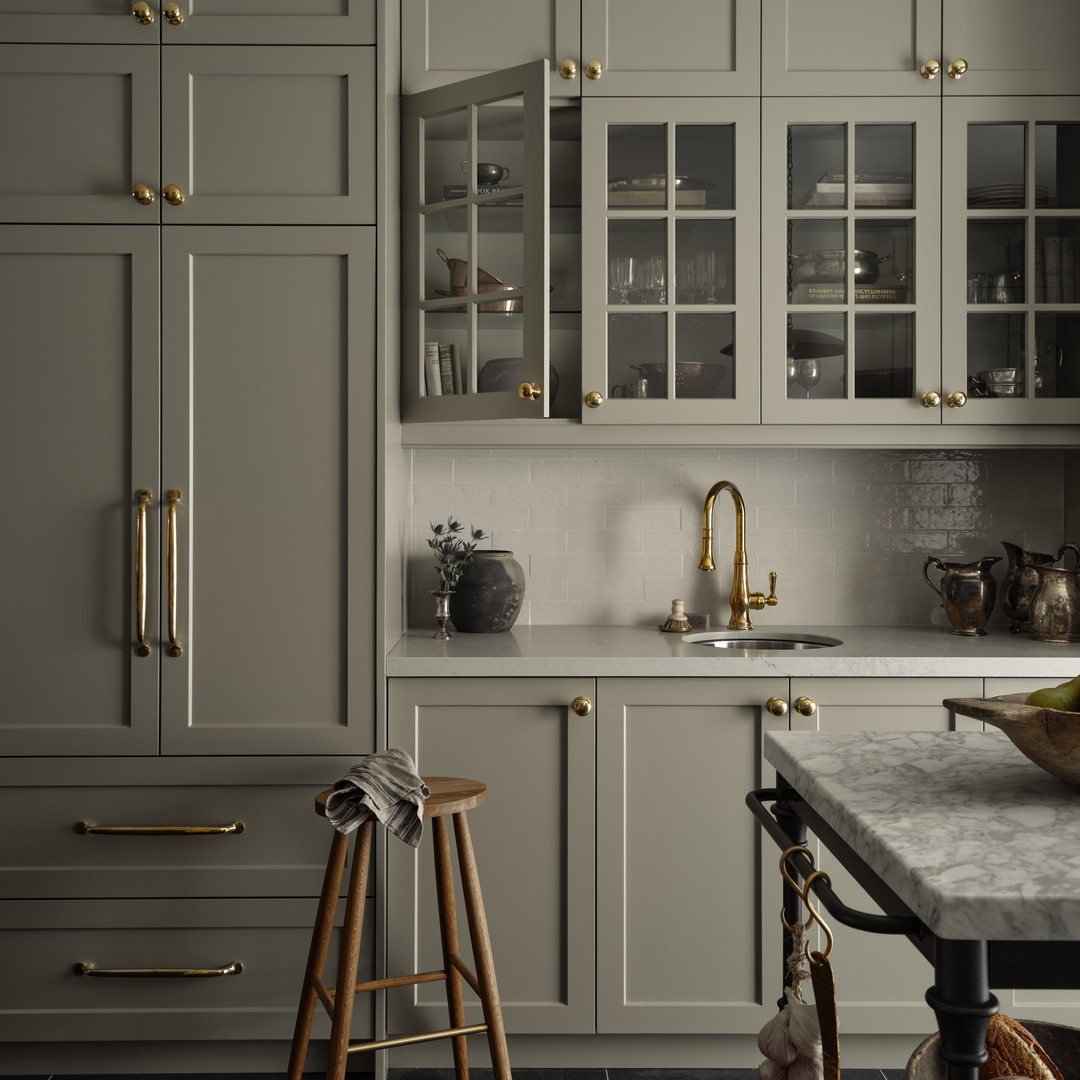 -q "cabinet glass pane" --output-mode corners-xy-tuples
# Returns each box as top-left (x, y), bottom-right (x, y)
(675, 124), (734, 209)
(968, 124), (1026, 208)
(675, 314), (734, 399)
(1034, 314), (1080, 398)
(608, 220), (665, 304)
(853, 314), (913, 399)
(608, 313), (666, 398)
(786, 313), (845, 399)
(789, 218), (846, 302)
(967, 313), (1024, 399)
(791, 124), (913, 210)
(676, 220), (732, 304)
(608, 125), (666, 211)
(1035, 217), (1080, 304)
(1036, 123), (1080, 210)
(423, 108), (468, 205)
(967, 219), (1024, 304)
